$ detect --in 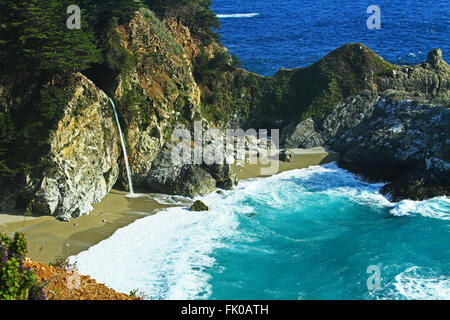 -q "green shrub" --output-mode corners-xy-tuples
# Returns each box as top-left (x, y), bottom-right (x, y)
(0, 233), (46, 300)
(102, 17), (138, 75)
(231, 54), (242, 68)
(194, 48), (232, 84)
